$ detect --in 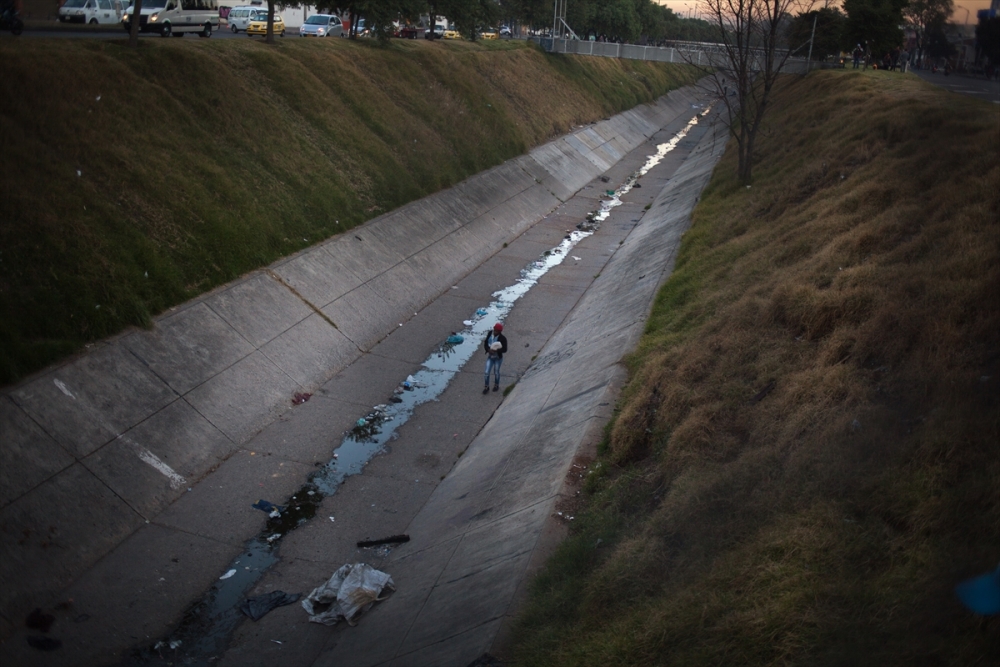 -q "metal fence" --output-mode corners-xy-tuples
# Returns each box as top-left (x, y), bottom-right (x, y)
(533, 37), (809, 74)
